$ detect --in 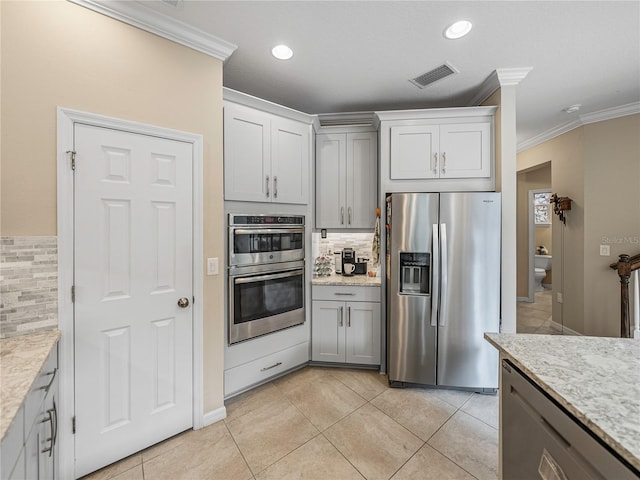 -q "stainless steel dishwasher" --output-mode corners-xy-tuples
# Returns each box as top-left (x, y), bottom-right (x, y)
(501, 360), (639, 480)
